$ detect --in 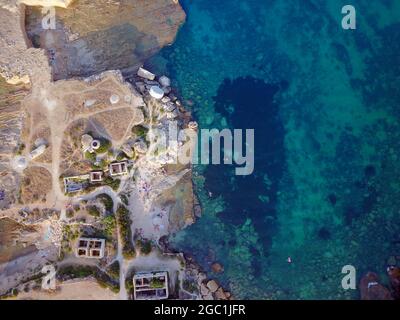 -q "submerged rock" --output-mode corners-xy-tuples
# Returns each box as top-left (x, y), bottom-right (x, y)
(360, 272), (393, 300)
(211, 262), (224, 274)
